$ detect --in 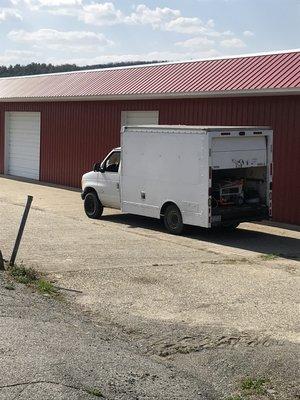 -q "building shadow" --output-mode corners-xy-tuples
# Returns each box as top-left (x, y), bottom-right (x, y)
(101, 213), (300, 261)
(0, 174), (80, 192)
